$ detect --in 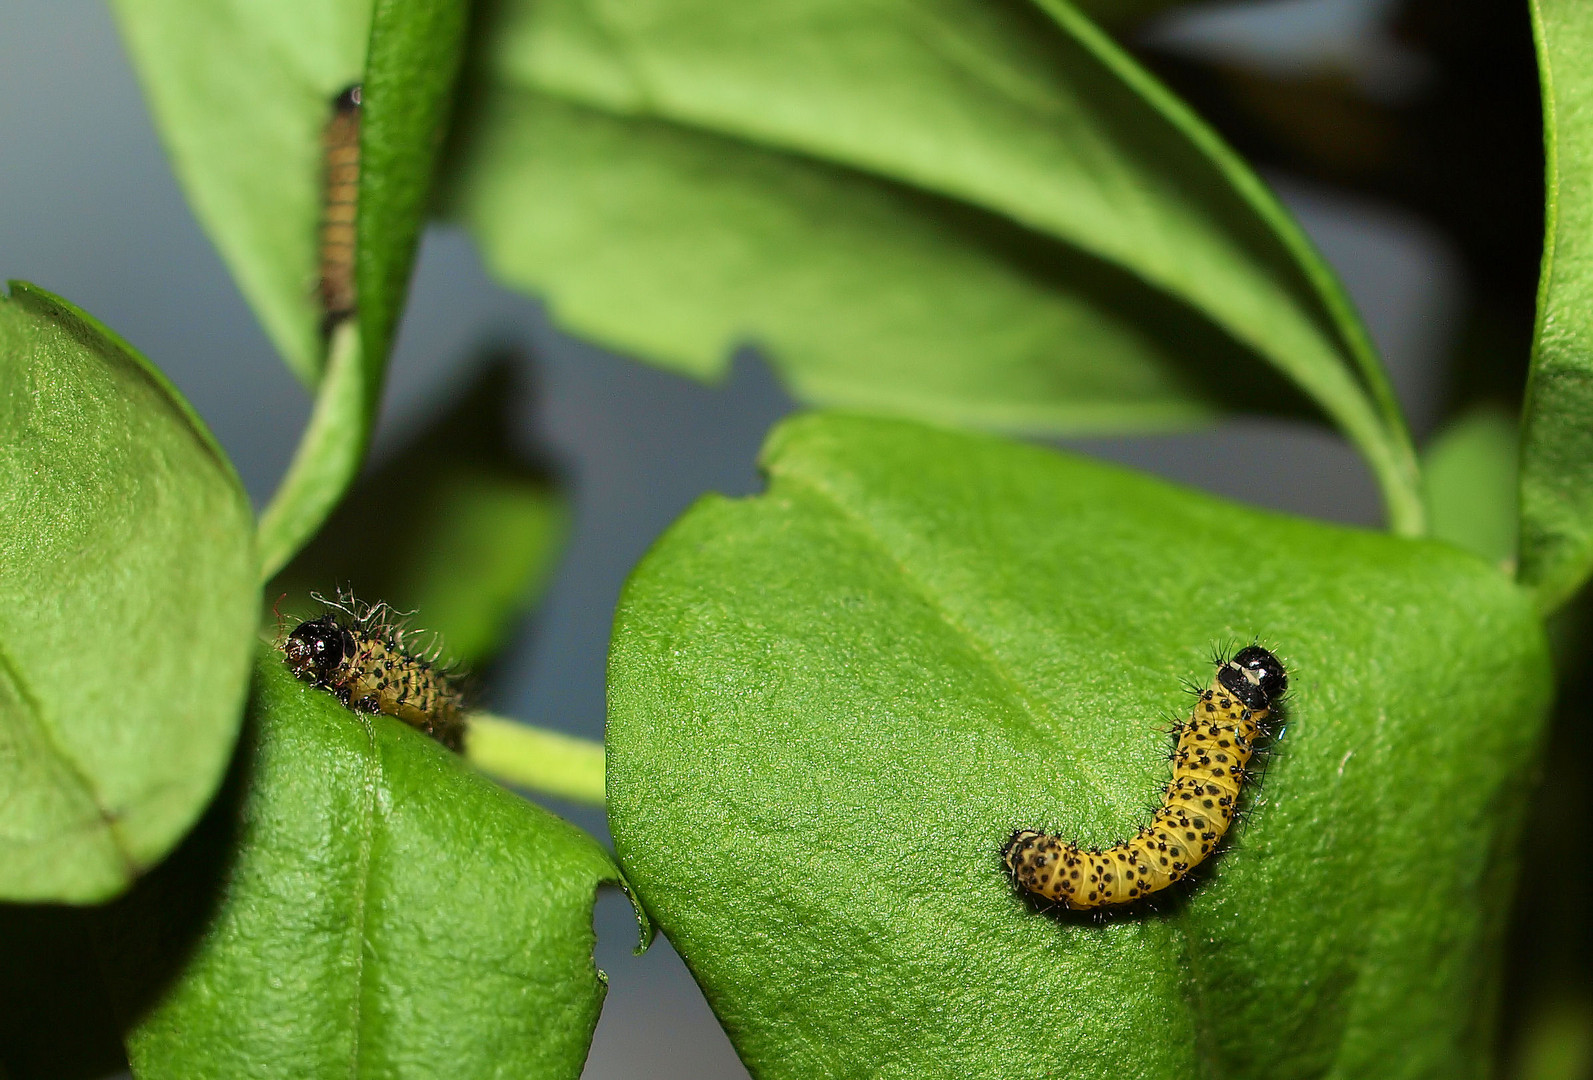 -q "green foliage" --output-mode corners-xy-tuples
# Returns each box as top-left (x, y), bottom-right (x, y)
(449, 91), (1258, 435)
(0, 283), (256, 903)
(357, 0), (472, 380)
(11, 0), (1588, 1075)
(1521, 0), (1593, 613)
(109, 0), (372, 385)
(608, 413), (1550, 1079)
(445, 0), (1420, 530)
(270, 360), (567, 669)
(1424, 408), (1520, 569)
(101, 647), (638, 1080)
(112, 0), (475, 579)
(264, 354), (598, 809)
(255, 0), (474, 580)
